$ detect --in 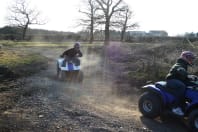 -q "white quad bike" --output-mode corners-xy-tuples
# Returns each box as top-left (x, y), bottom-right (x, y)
(56, 58), (83, 82)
